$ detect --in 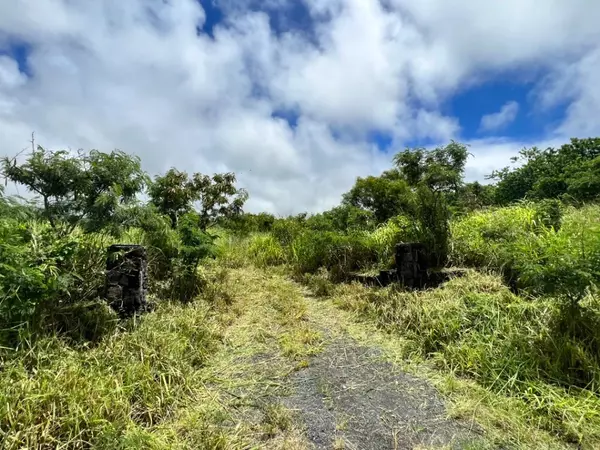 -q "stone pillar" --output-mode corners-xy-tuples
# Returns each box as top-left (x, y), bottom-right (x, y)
(106, 244), (148, 316)
(395, 243), (429, 288)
